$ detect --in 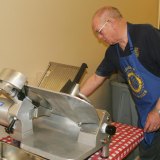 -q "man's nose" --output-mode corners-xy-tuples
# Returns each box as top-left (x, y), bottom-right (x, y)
(98, 33), (105, 41)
